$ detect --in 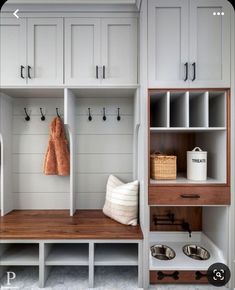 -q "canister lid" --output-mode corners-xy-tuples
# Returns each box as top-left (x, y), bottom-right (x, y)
(187, 147), (207, 154)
